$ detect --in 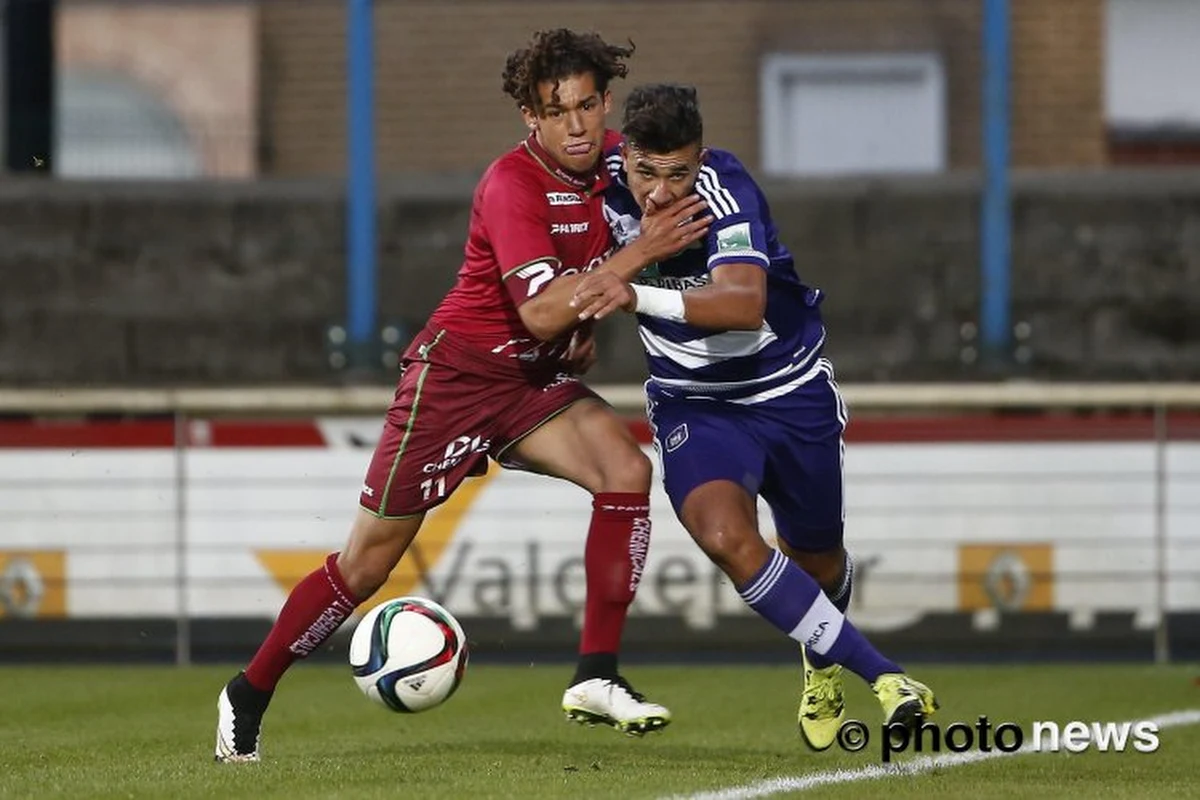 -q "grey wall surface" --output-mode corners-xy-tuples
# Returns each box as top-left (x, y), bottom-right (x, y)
(2, 171), (1199, 387)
